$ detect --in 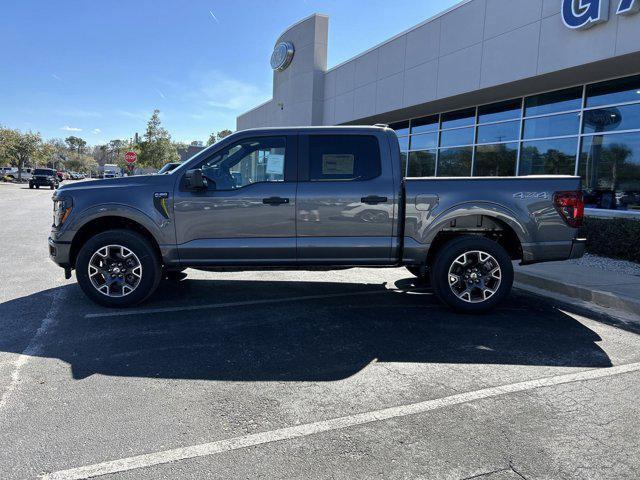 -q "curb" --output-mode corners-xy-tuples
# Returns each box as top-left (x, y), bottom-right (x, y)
(514, 270), (640, 318)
